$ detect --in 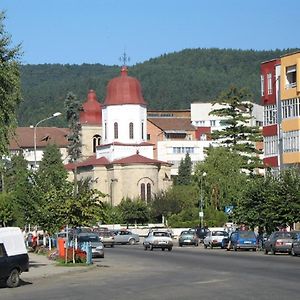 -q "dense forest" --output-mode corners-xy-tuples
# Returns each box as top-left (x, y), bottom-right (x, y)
(18, 48), (298, 126)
